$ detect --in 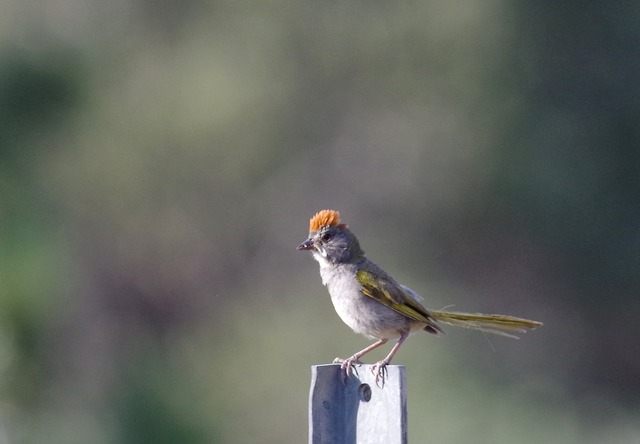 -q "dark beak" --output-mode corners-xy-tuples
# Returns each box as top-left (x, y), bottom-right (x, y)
(297, 238), (314, 251)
